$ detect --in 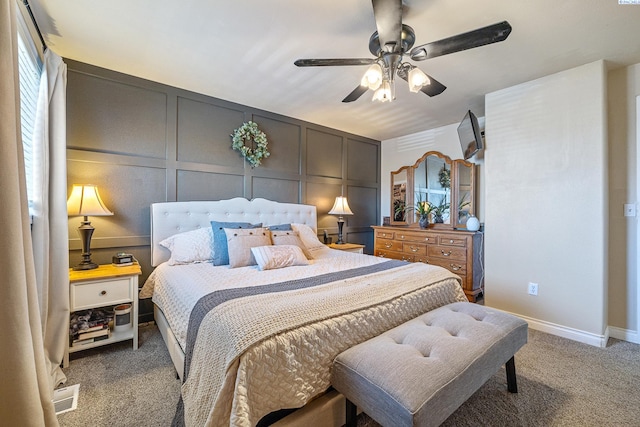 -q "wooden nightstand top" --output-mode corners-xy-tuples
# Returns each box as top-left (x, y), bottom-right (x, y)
(327, 243), (365, 251)
(69, 263), (142, 283)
